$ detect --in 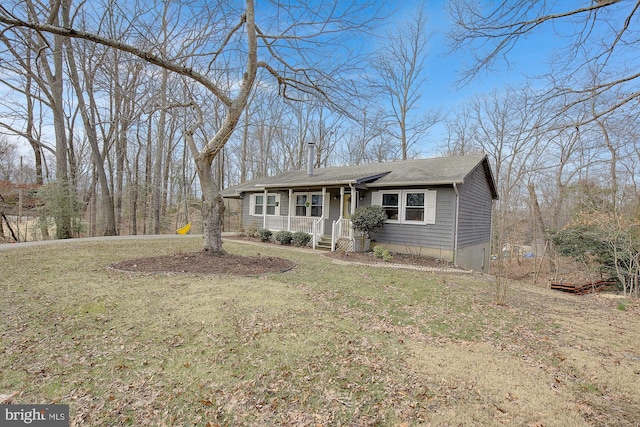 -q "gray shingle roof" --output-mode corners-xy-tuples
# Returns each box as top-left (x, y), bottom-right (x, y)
(221, 154), (497, 198)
